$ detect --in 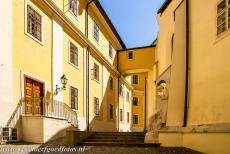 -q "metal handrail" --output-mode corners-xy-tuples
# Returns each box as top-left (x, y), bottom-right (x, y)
(5, 97), (78, 128)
